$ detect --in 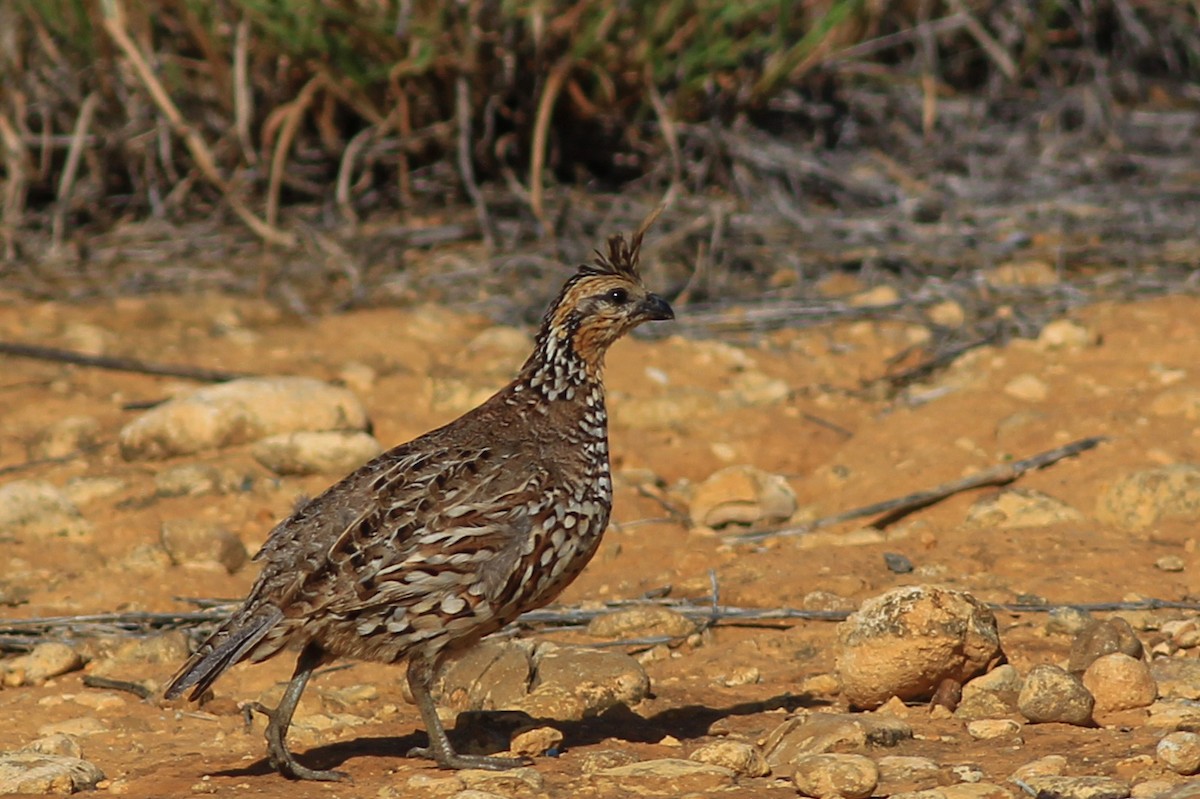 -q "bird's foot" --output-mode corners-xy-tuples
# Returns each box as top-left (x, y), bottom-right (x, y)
(244, 701), (350, 782)
(407, 745), (531, 771)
